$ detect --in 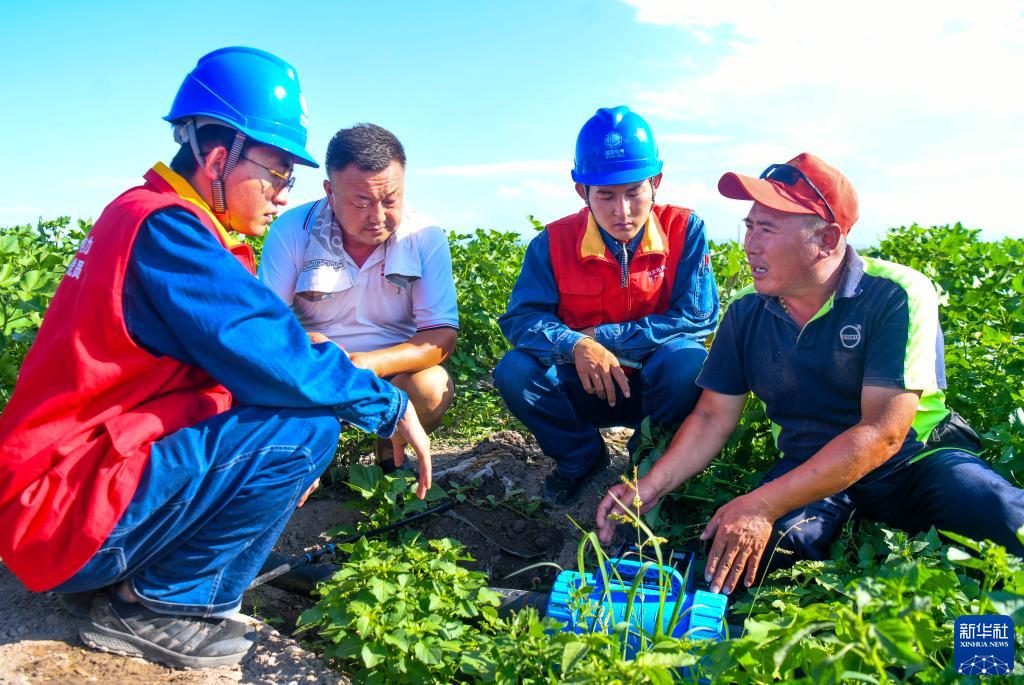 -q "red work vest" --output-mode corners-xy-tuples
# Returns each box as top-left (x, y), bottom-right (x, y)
(547, 205), (691, 329)
(0, 163), (254, 591)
